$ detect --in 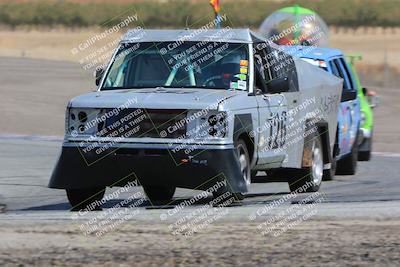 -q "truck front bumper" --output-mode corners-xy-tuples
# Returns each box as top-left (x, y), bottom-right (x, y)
(49, 142), (247, 193)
